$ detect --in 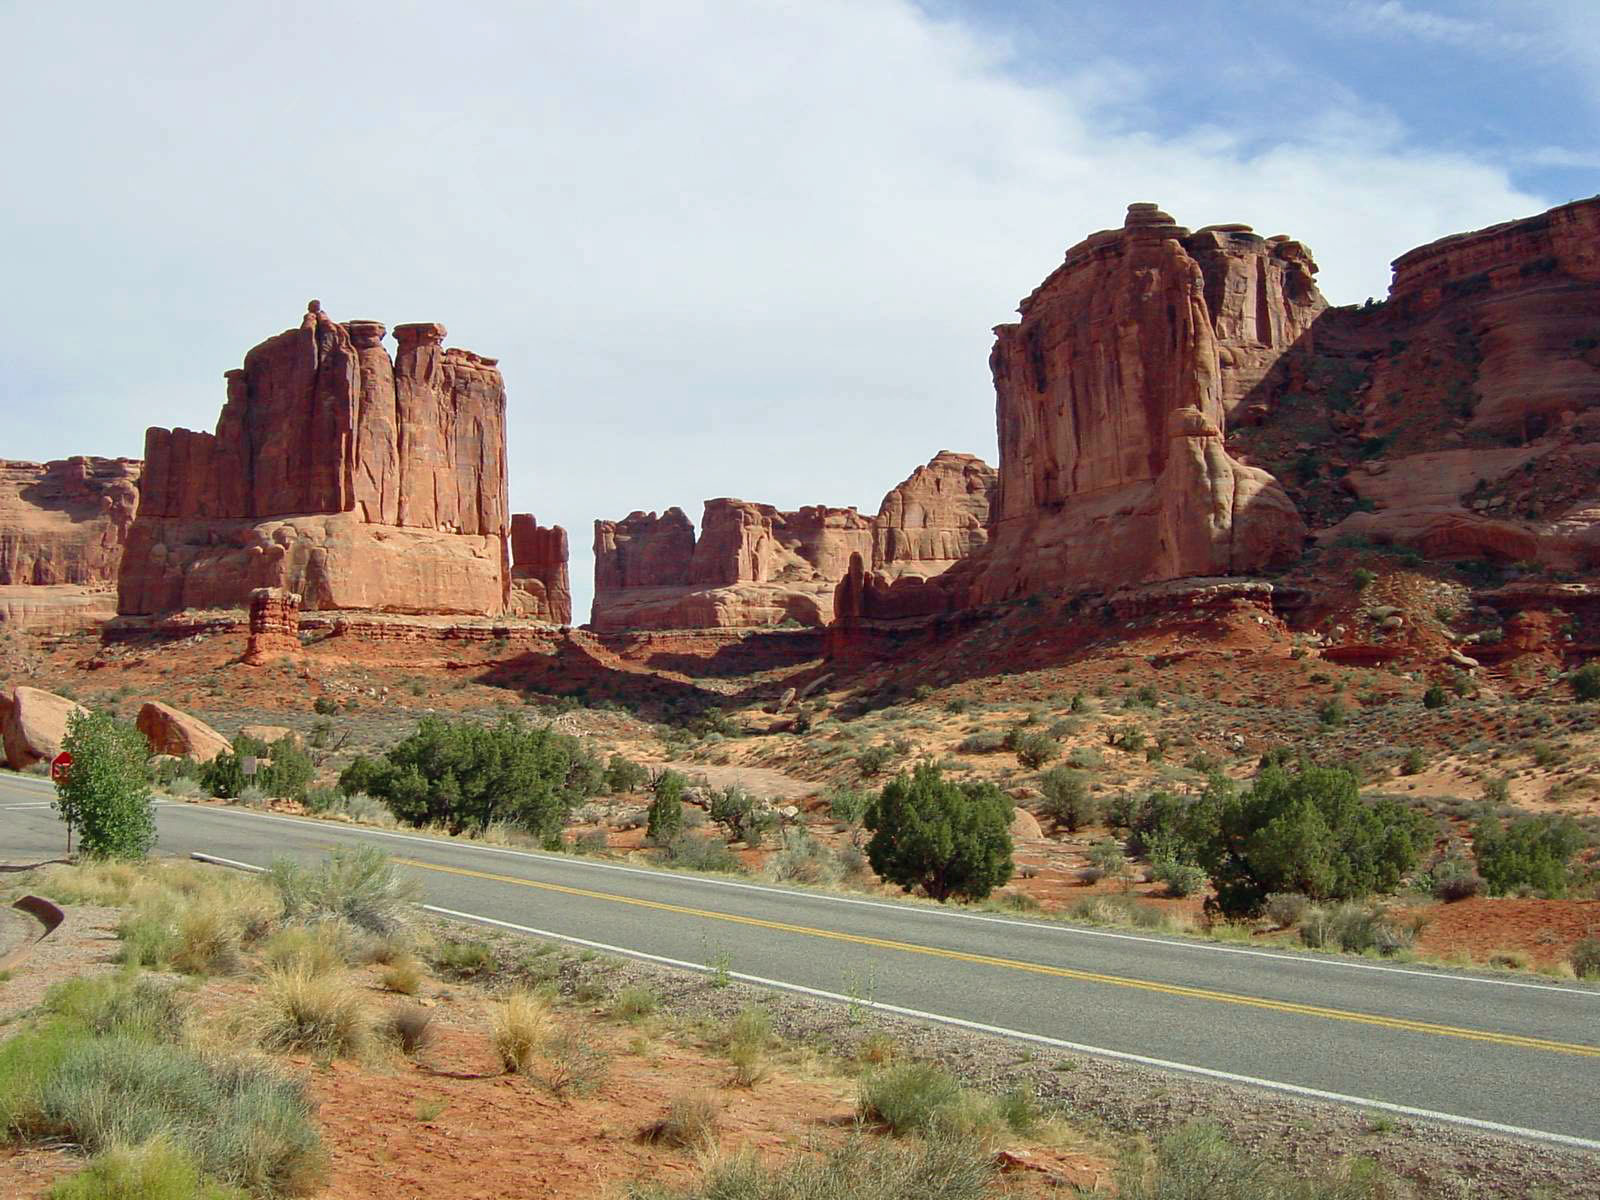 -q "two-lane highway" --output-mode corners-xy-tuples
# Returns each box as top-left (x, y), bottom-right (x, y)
(4, 771), (1597, 1147)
